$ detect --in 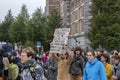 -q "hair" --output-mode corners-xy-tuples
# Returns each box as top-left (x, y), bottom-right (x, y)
(89, 51), (96, 57)
(21, 47), (35, 58)
(111, 50), (118, 55)
(11, 51), (17, 56)
(112, 55), (120, 60)
(118, 52), (120, 57)
(101, 53), (110, 63)
(74, 47), (83, 55)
